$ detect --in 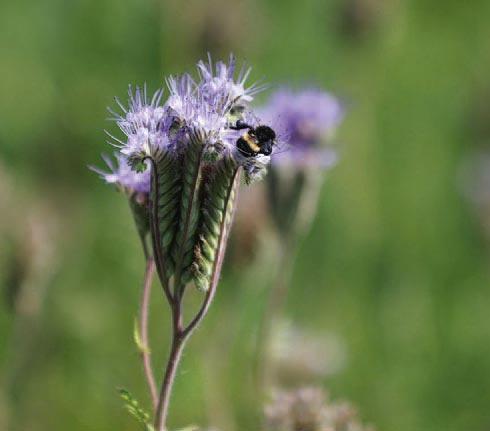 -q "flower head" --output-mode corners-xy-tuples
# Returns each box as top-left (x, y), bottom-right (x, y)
(91, 152), (150, 194)
(93, 54), (280, 288)
(107, 85), (173, 160)
(197, 53), (267, 106)
(259, 87), (343, 167)
(108, 54), (275, 182)
(165, 73), (198, 124)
